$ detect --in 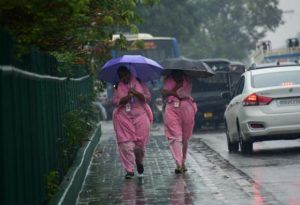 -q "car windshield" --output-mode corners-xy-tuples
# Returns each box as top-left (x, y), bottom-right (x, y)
(192, 73), (229, 92)
(205, 61), (229, 72)
(252, 70), (300, 88)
